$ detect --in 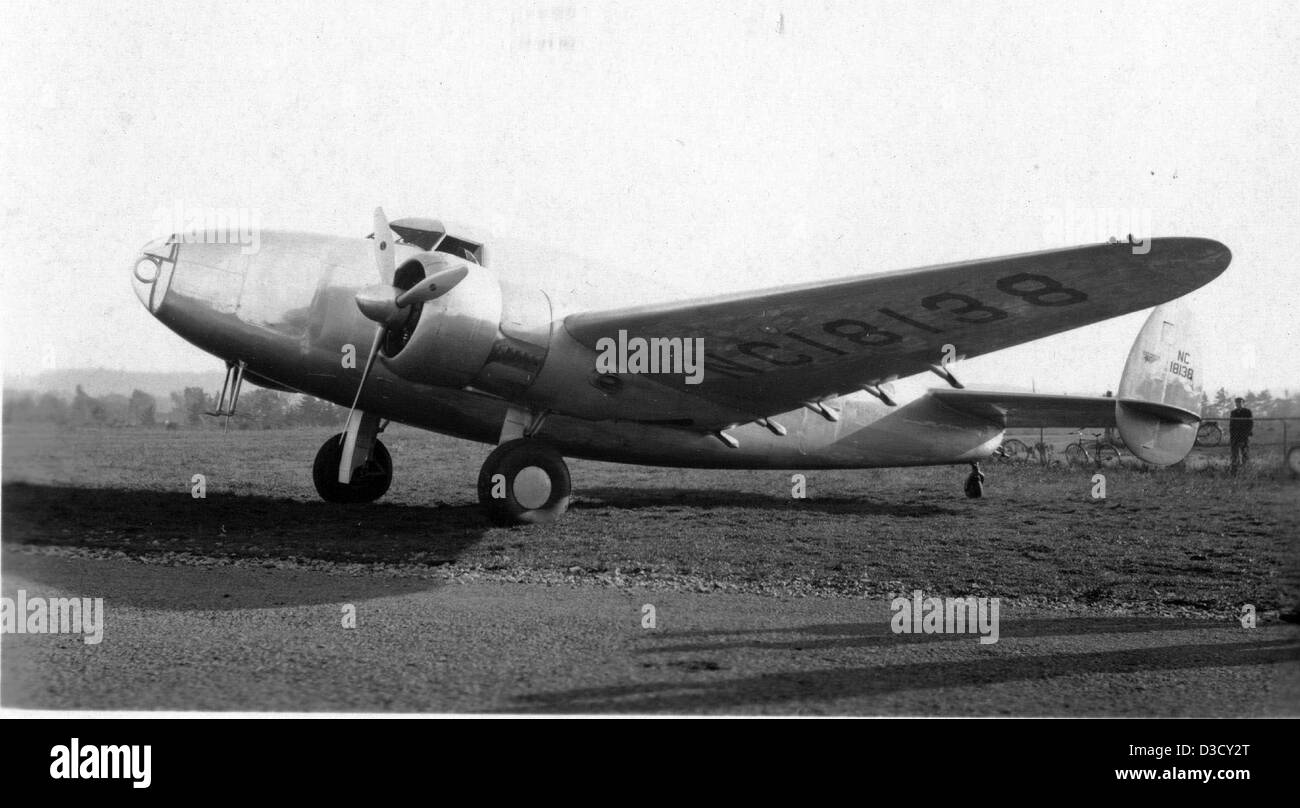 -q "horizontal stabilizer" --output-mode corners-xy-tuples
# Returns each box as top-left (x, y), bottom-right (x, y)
(930, 303), (1205, 465)
(1114, 397), (1198, 426)
(928, 389), (1117, 428)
